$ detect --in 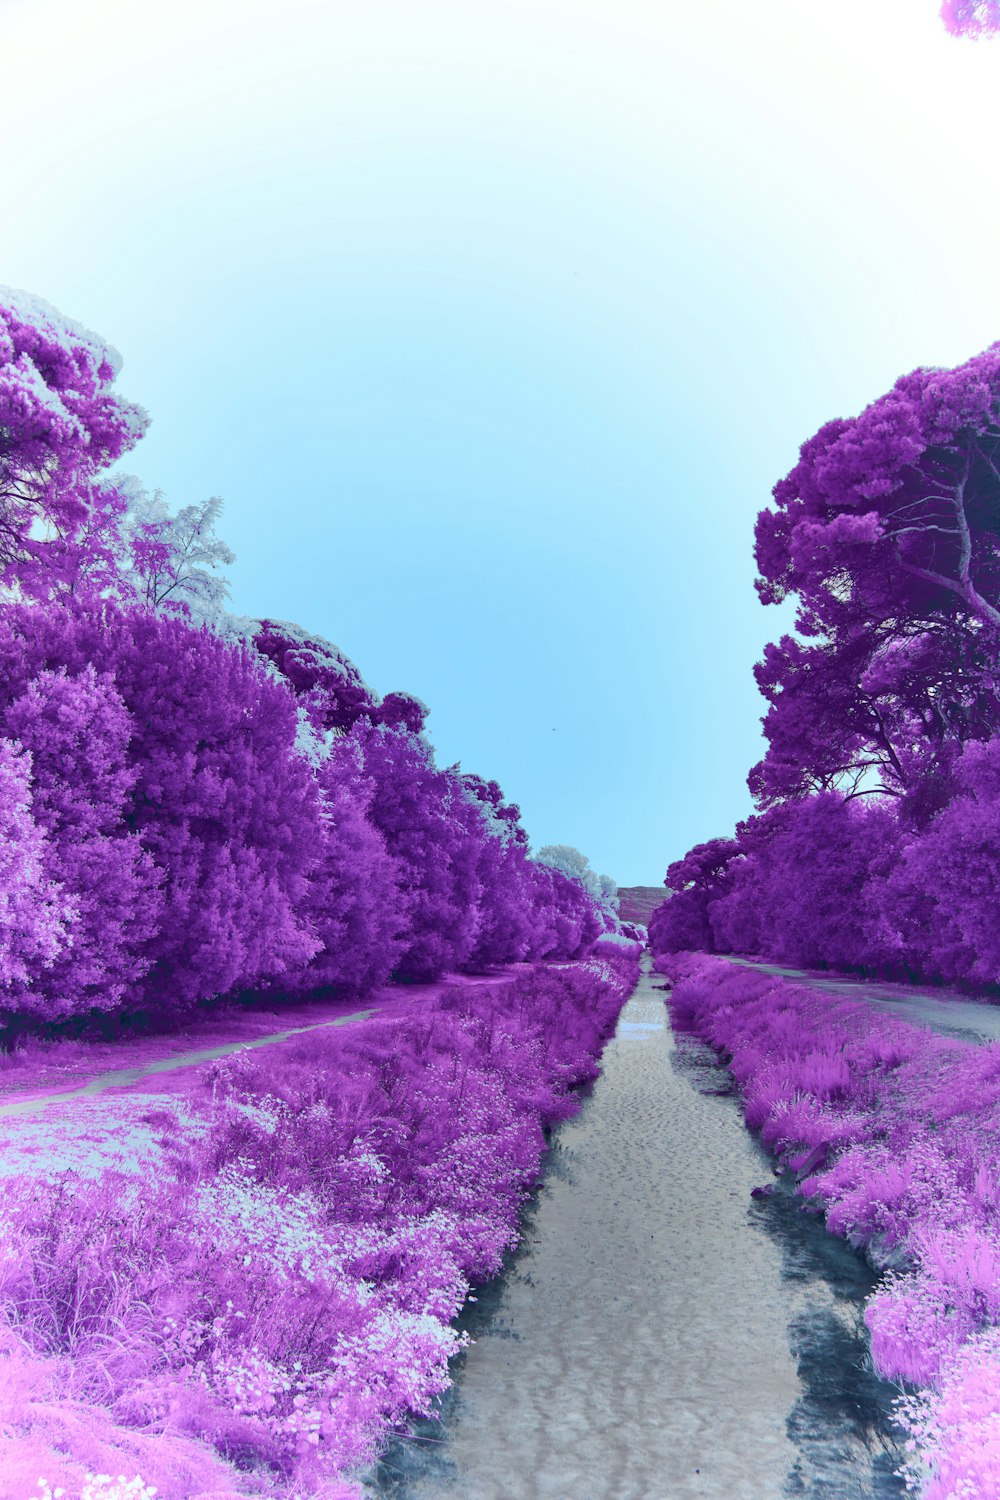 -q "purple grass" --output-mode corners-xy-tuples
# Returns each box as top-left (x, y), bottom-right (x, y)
(663, 953), (1000, 1493)
(0, 955), (637, 1498)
